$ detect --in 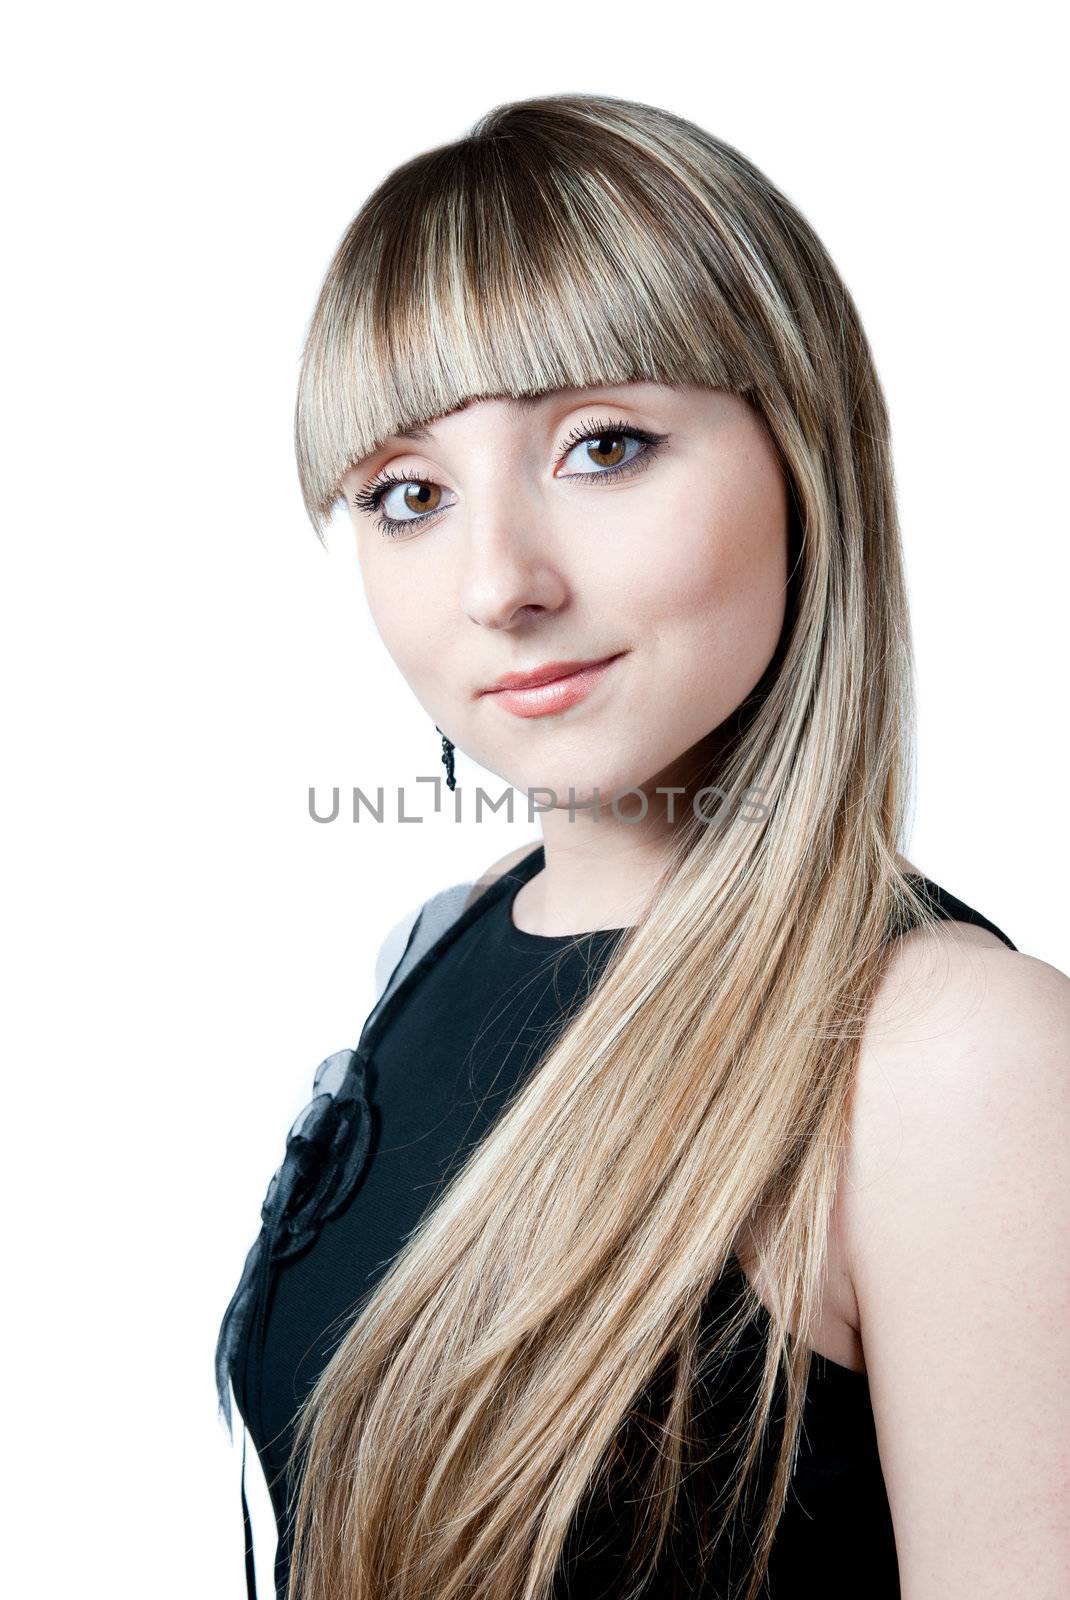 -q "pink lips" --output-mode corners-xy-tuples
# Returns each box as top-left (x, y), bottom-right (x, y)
(479, 653), (626, 719)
